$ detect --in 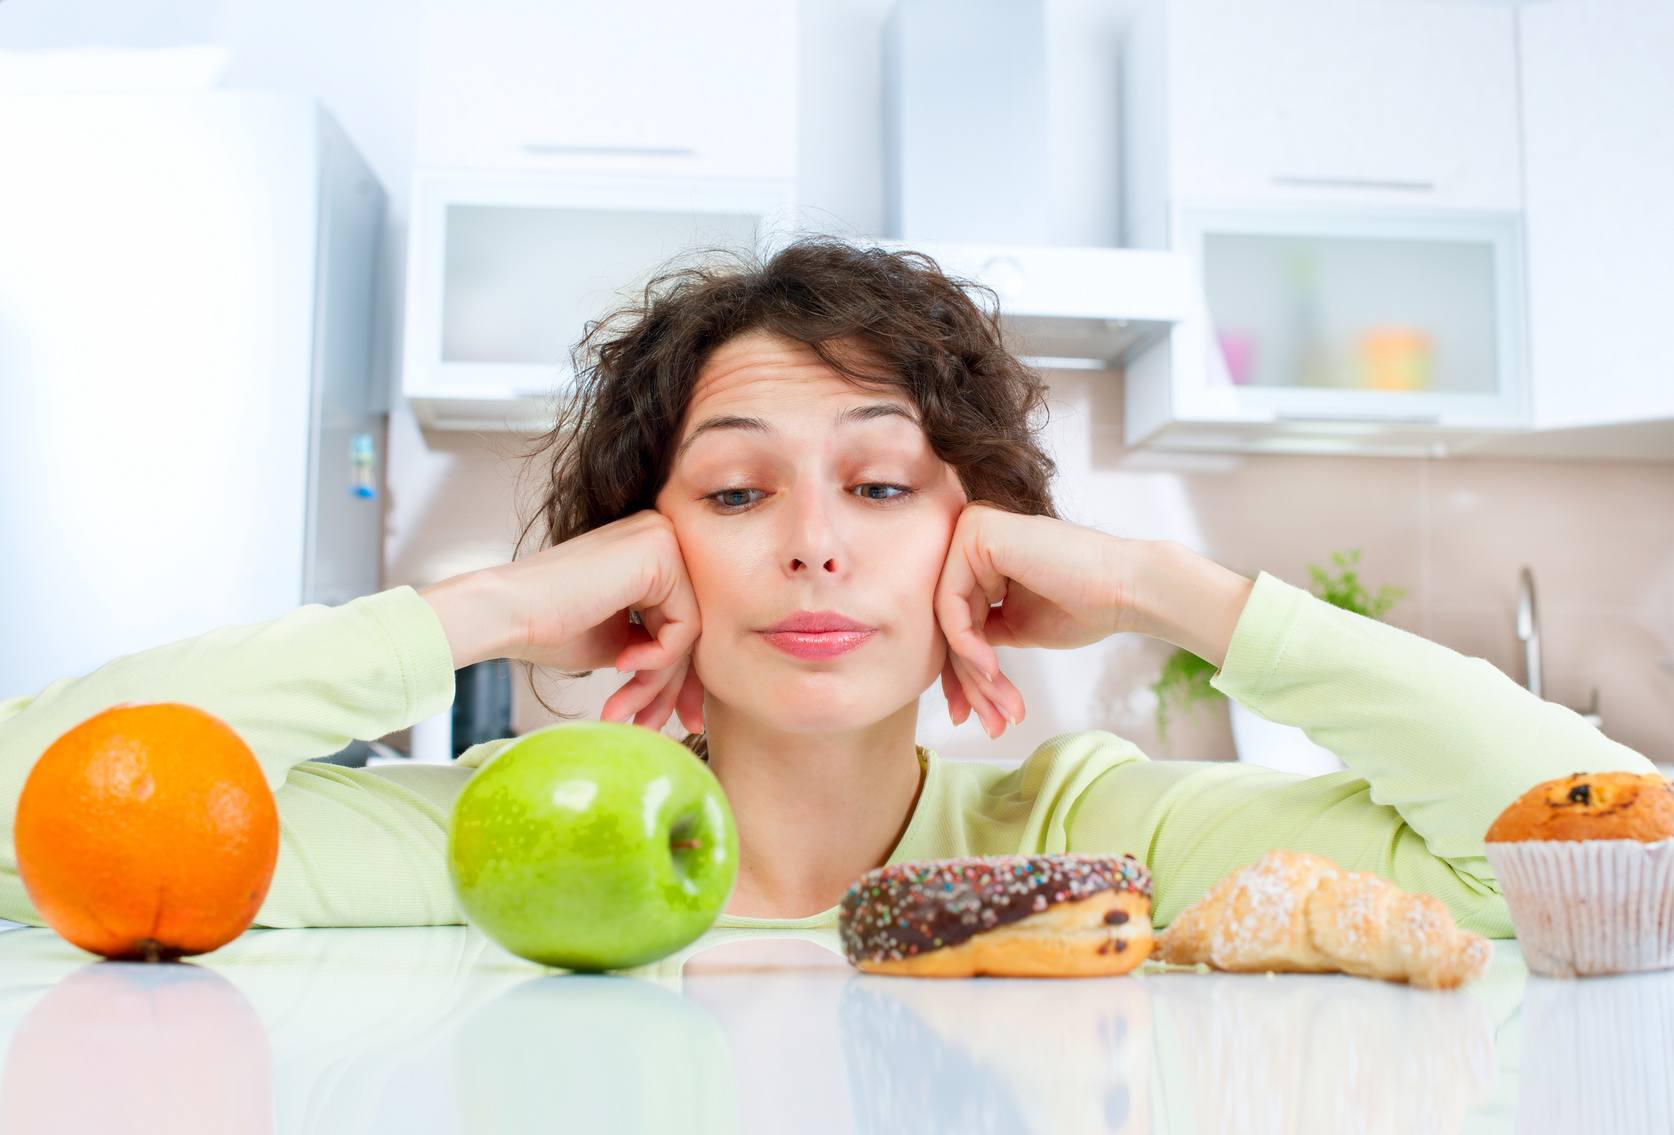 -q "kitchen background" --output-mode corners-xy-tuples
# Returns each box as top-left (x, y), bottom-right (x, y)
(3, 0), (1671, 769)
